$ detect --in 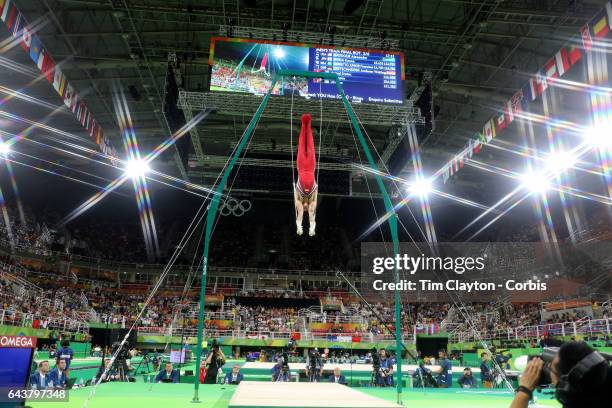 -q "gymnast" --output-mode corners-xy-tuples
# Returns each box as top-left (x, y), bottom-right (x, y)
(294, 113), (318, 236)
